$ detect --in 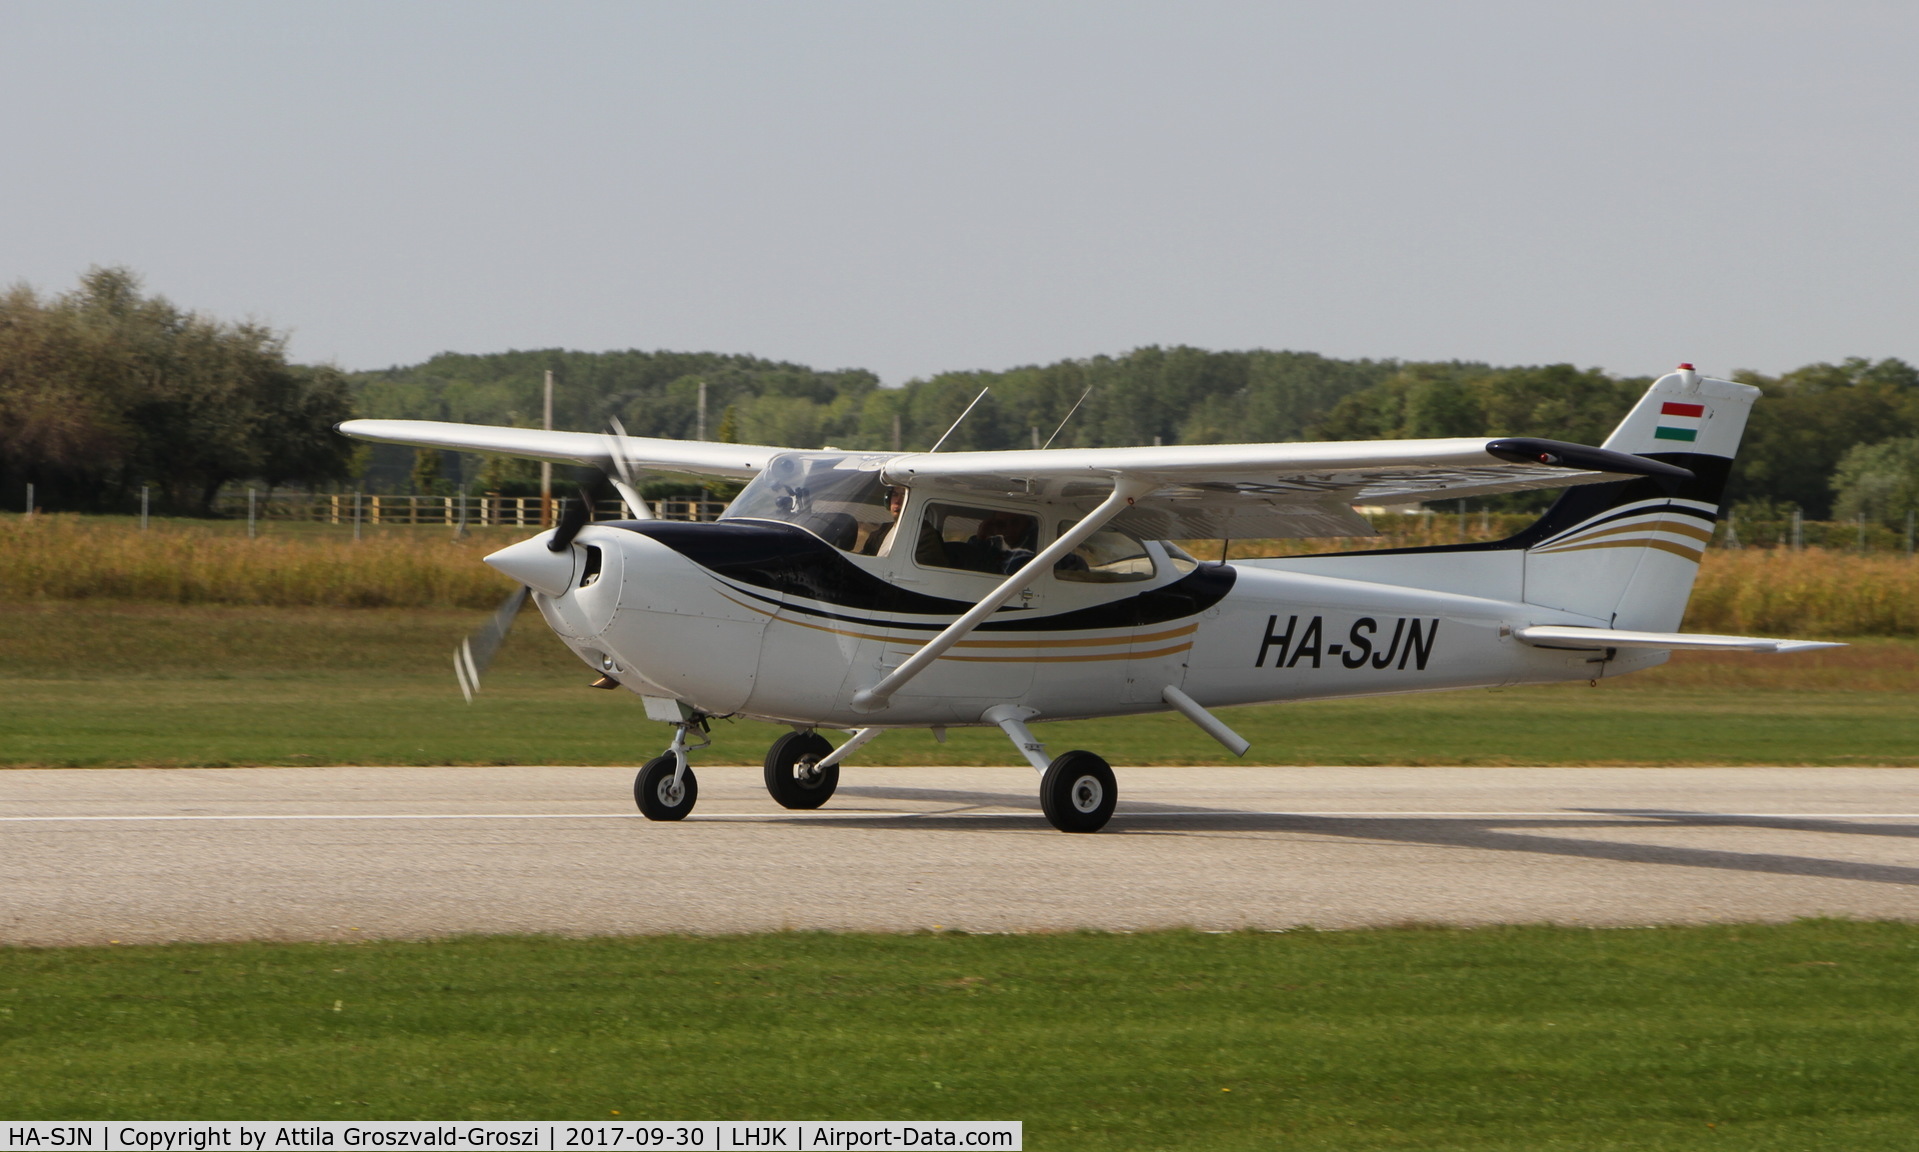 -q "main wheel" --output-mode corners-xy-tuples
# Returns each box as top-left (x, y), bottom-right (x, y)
(634, 754), (698, 821)
(764, 730), (839, 809)
(1040, 750), (1117, 833)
